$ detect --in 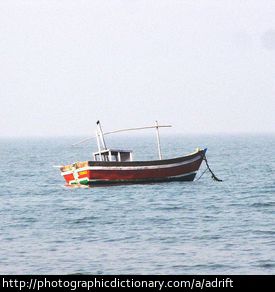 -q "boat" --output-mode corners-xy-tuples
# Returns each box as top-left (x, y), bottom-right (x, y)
(59, 121), (207, 186)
